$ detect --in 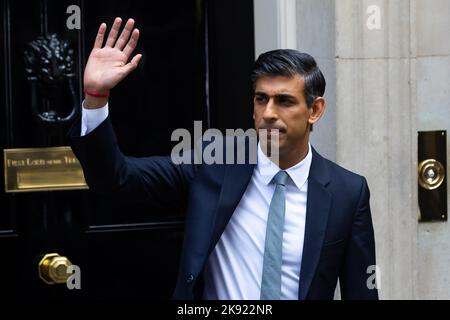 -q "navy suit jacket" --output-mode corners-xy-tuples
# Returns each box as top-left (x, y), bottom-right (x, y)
(69, 116), (378, 300)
